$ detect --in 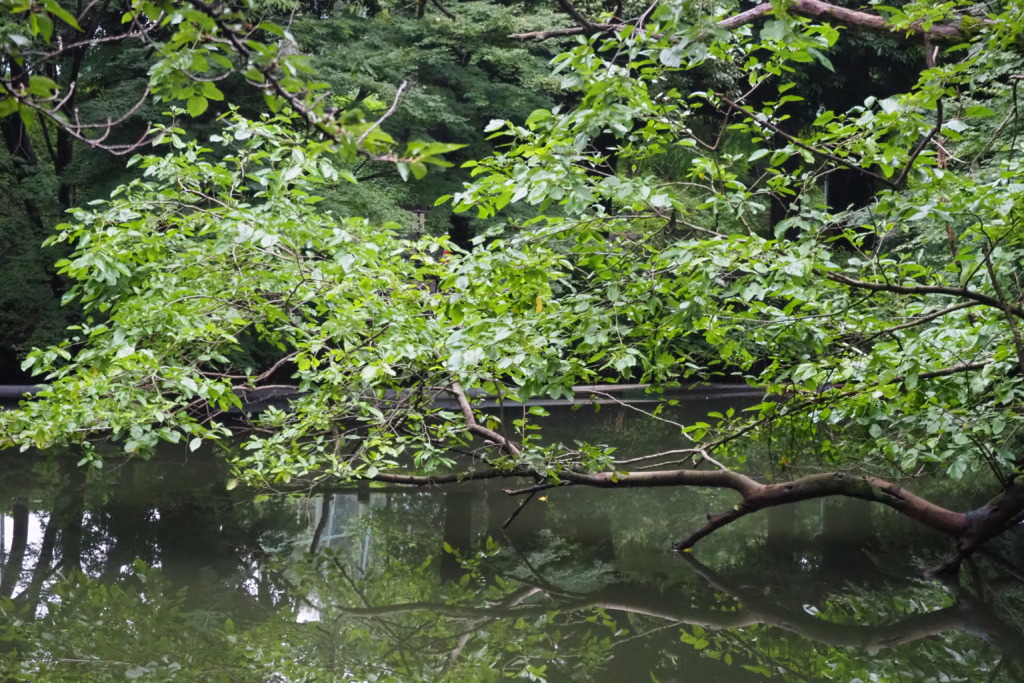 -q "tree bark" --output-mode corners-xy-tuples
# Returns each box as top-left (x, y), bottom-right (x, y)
(511, 0), (976, 41)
